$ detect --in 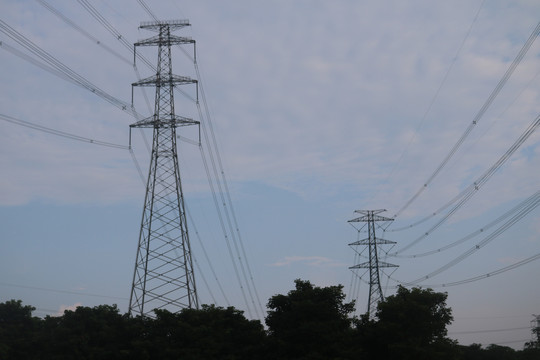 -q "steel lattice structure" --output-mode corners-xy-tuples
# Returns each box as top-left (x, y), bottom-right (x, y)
(128, 20), (199, 317)
(349, 209), (397, 318)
